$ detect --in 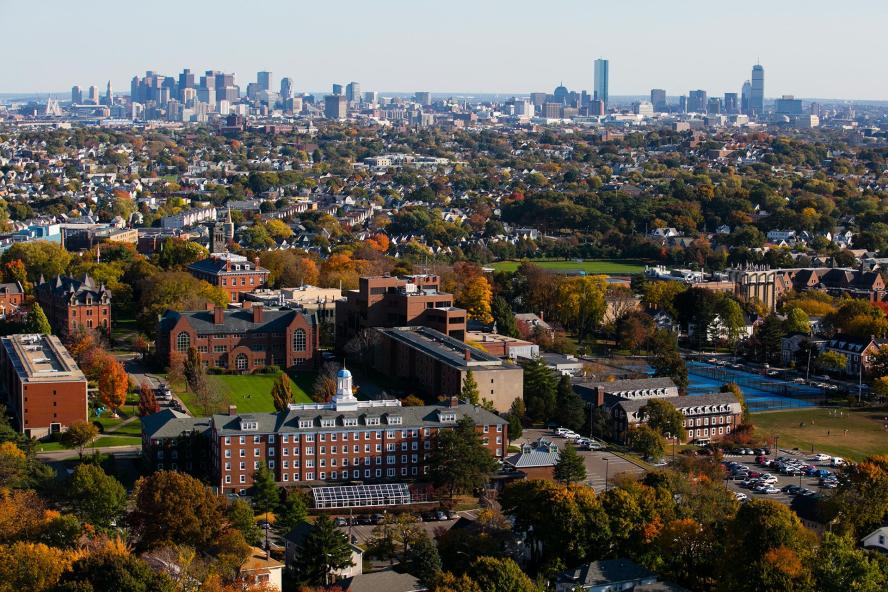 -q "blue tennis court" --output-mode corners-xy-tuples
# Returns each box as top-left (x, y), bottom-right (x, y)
(686, 361), (822, 412)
